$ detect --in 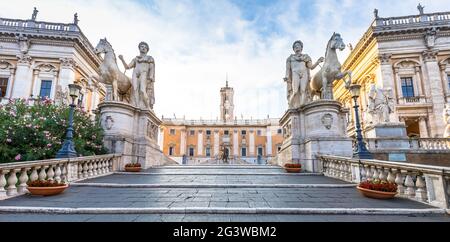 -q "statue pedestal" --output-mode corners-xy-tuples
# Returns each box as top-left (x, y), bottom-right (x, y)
(277, 100), (353, 172)
(98, 101), (166, 169)
(364, 123), (409, 161)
